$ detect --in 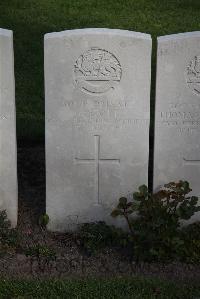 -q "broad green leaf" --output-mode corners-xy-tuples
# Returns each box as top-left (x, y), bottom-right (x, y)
(139, 185), (148, 195)
(110, 209), (123, 218)
(133, 192), (142, 201)
(190, 196), (198, 205)
(119, 197), (127, 205)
